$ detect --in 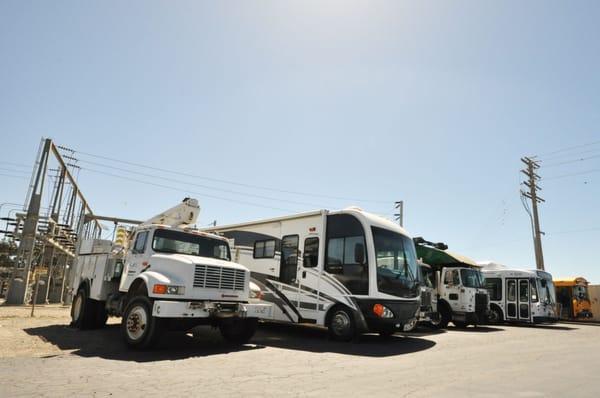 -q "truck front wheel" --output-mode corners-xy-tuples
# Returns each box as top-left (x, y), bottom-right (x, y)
(219, 318), (258, 345)
(121, 296), (162, 349)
